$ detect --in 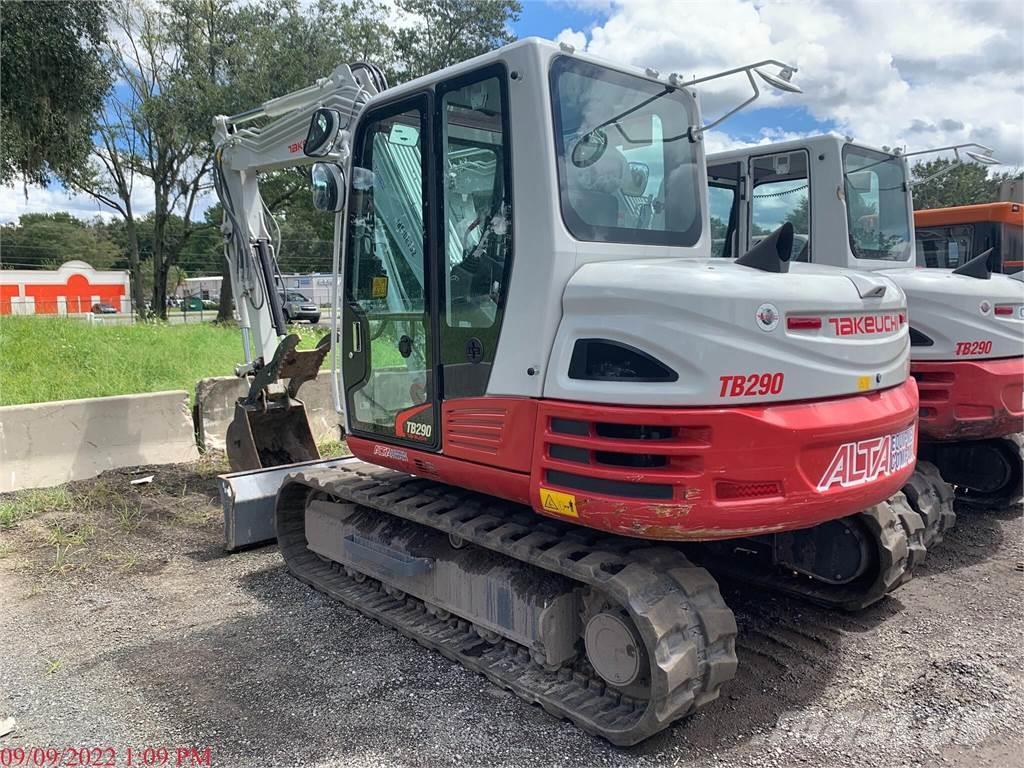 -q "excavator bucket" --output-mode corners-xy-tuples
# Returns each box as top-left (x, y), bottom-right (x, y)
(225, 332), (332, 472)
(226, 398), (320, 471)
